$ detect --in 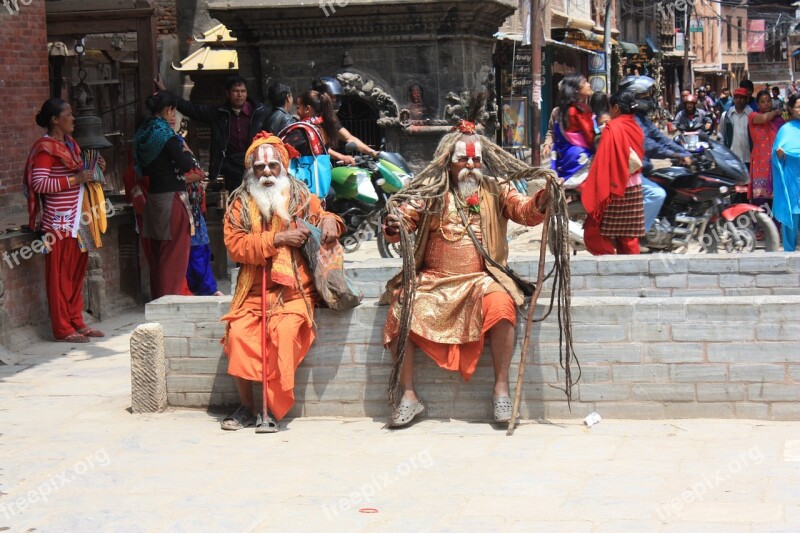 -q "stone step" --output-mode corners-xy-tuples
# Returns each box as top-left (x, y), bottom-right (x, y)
(141, 293), (800, 421)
